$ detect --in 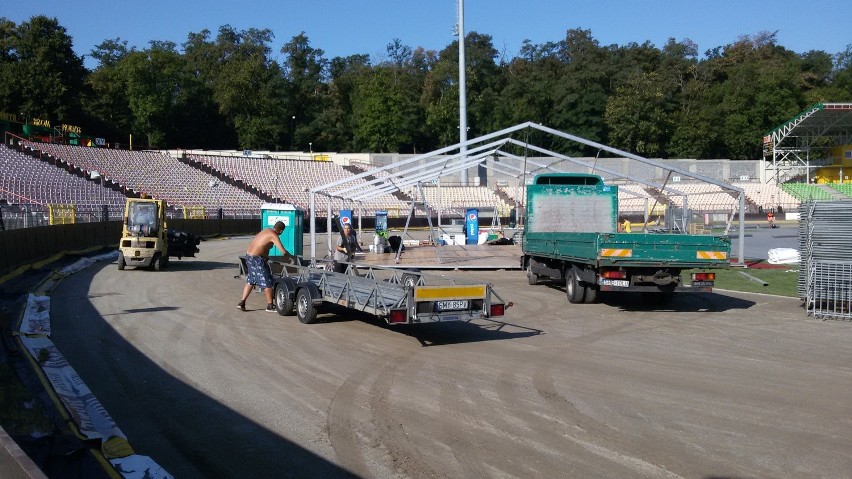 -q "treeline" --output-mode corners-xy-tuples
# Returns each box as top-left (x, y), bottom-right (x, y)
(1, 15), (850, 159)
